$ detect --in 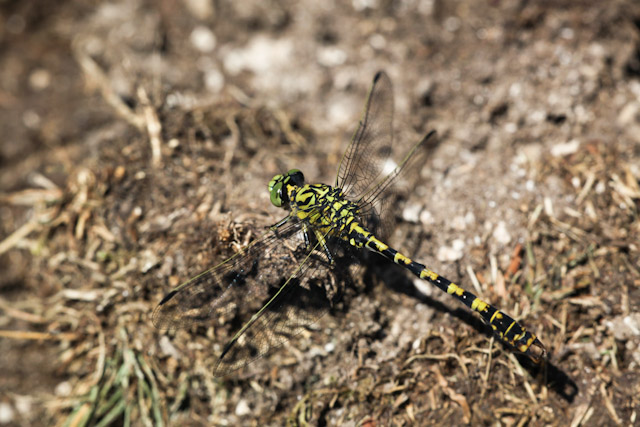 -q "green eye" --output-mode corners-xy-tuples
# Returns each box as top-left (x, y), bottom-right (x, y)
(269, 170), (305, 208)
(268, 174), (284, 207)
